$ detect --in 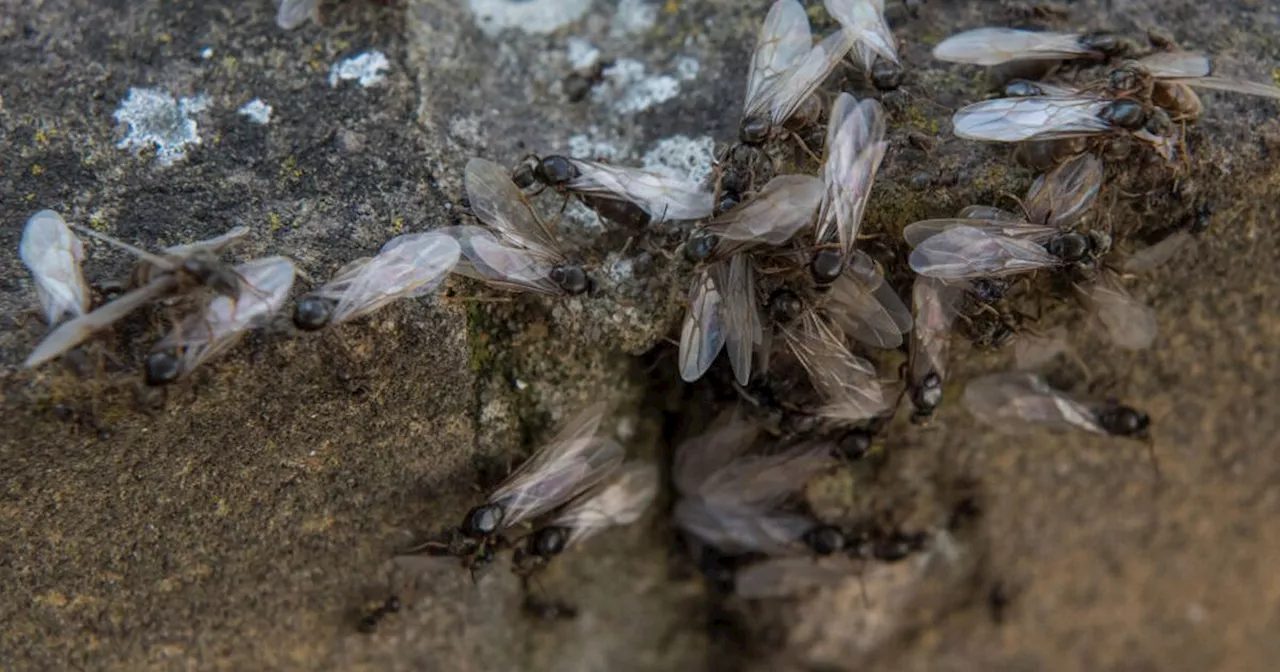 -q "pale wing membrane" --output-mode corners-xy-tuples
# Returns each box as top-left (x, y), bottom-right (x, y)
(679, 268), (727, 383)
(826, 260), (910, 349)
(1024, 153), (1103, 228)
(909, 276), (962, 385)
(770, 29), (855, 125)
(952, 97), (1112, 142)
(674, 499), (815, 556)
(464, 234), (565, 295)
(825, 0), (898, 64)
(932, 28), (1093, 66)
(721, 254), (763, 386)
(24, 275), (178, 368)
(903, 218), (1058, 248)
(743, 0), (814, 120)
(1121, 231), (1192, 274)
(564, 160), (714, 221)
(706, 175), (823, 246)
(1179, 76), (1280, 99)
(328, 232), (461, 324)
(961, 372), (1104, 433)
(161, 226), (250, 258)
(673, 412), (760, 497)
(1079, 272), (1157, 350)
(20, 210), (90, 325)
(1137, 51), (1212, 79)
(696, 443), (833, 510)
(734, 555), (860, 599)
(818, 99), (886, 253)
(783, 312), (885, 421)
(465, 157), (561, 255)
(550, 462), (660, 548)
(909, 225), (1059, 279)
(158, 256), (296, 374)
(277, 0), (319, 29)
